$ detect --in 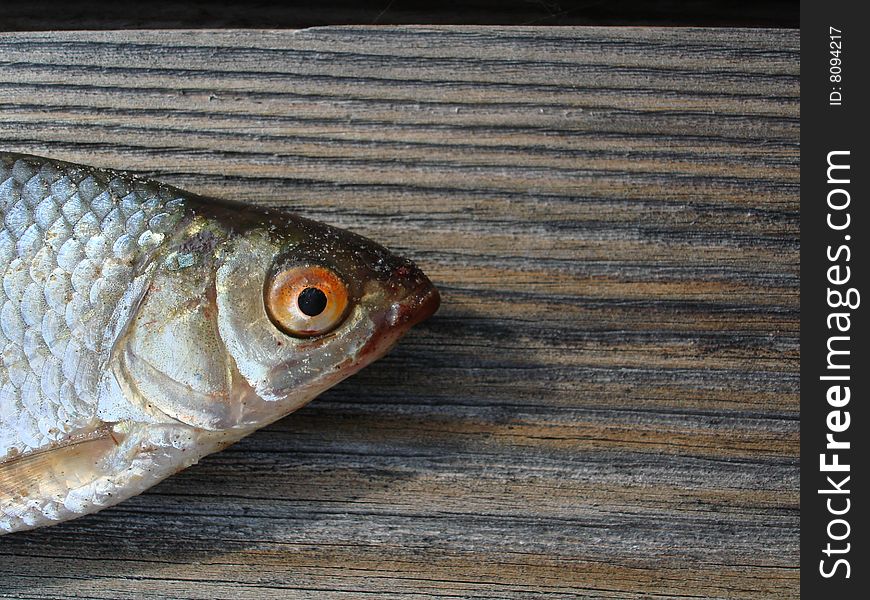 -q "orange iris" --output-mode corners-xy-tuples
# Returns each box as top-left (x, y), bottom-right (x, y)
(265, 266), (350, 337)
